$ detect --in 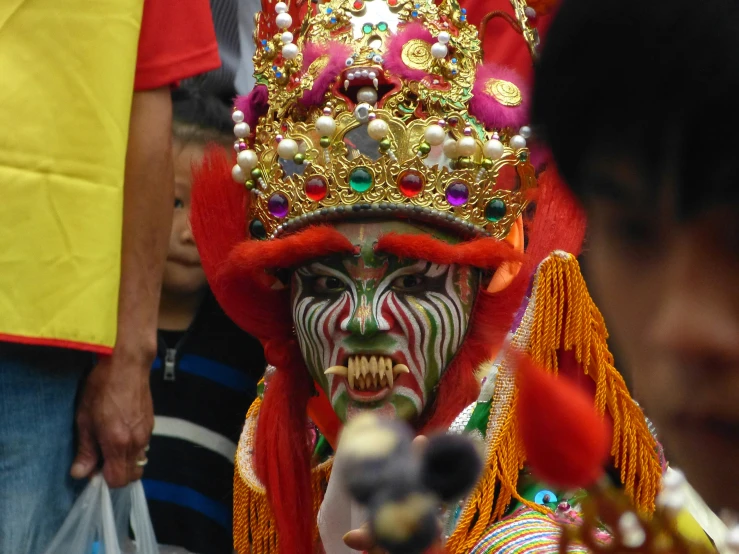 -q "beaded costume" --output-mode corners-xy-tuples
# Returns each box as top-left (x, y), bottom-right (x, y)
(189, 0), (663, 552)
